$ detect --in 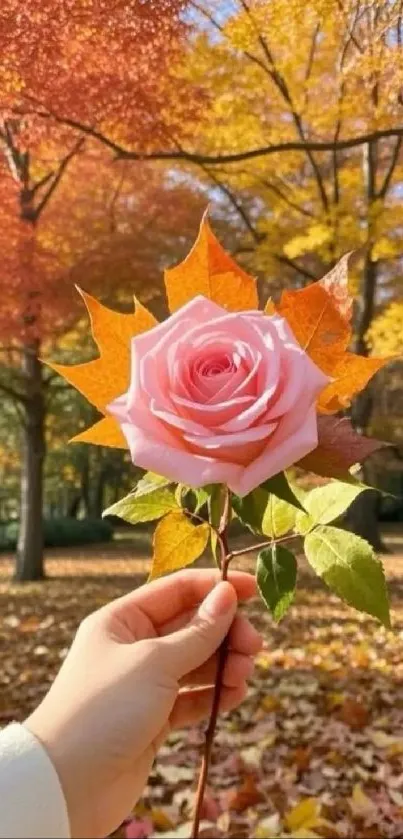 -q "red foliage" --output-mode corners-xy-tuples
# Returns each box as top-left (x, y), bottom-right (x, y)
(0, 0), (194, 150)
